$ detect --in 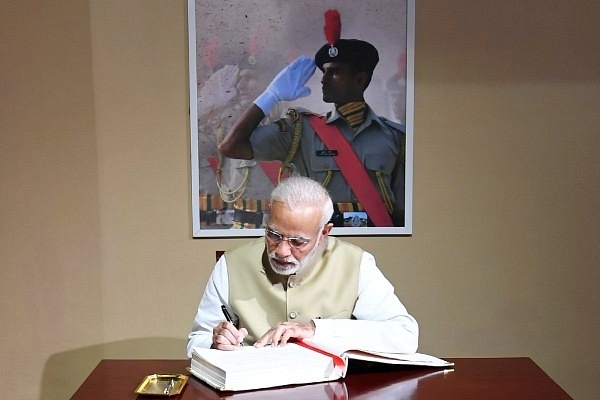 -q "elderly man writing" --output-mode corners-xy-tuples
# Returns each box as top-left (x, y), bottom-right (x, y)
(187, 176), (417, 356)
